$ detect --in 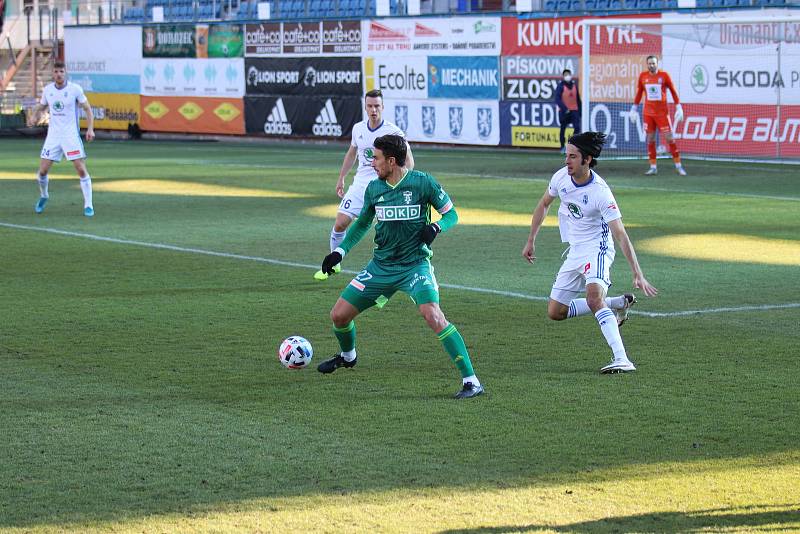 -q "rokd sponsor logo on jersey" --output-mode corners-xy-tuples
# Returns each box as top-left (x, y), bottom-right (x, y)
(428, 56), (499, 100)
(363, 56), (427, 99)
(376, 205), (421, 221)
(501, 14), (661, 56)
